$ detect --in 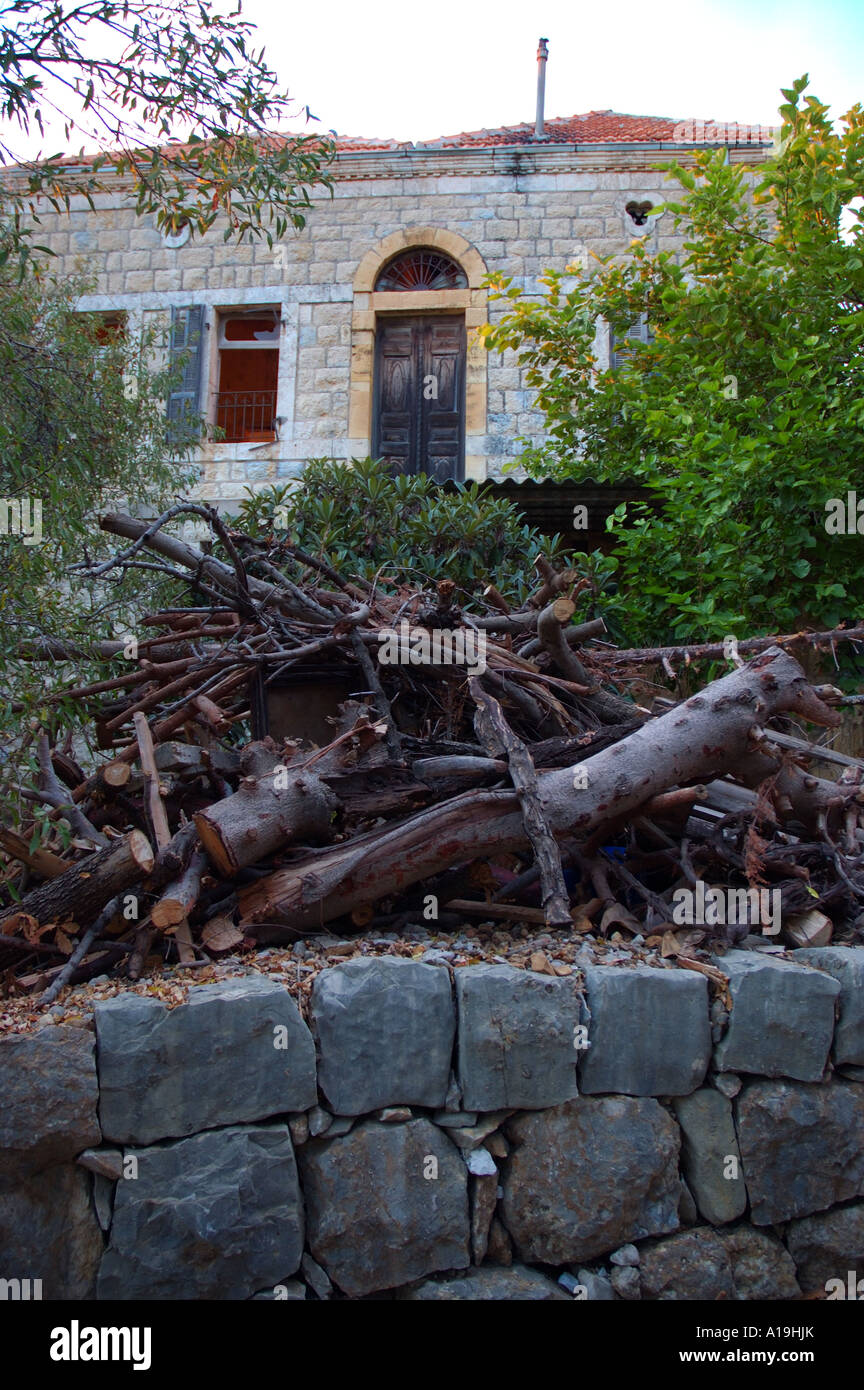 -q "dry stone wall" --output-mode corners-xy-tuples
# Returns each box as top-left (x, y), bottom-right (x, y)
(2, 948), (863, 1301)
